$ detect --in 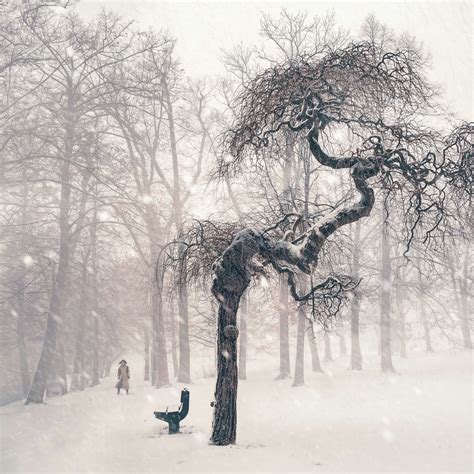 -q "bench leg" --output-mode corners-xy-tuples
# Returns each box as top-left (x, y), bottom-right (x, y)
(168, 418), (180, 434)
